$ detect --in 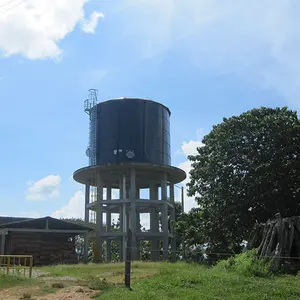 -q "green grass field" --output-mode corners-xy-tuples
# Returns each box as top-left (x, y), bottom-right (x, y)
(1, 261), (300, 299)
(37, 261), (300, 300)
